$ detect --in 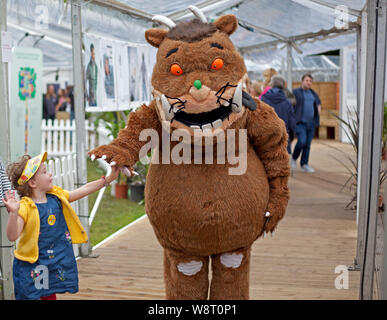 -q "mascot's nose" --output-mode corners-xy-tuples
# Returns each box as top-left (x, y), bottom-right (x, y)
(189, 80), (210, 102)
(194, 80), (202, 90)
